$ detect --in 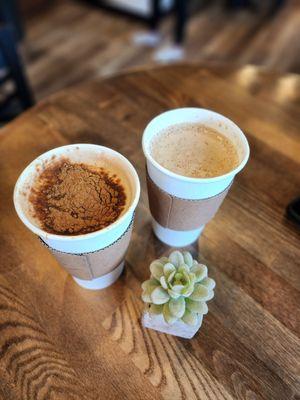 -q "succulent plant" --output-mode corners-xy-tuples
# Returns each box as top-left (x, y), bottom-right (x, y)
(141, 251), (215, 326)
